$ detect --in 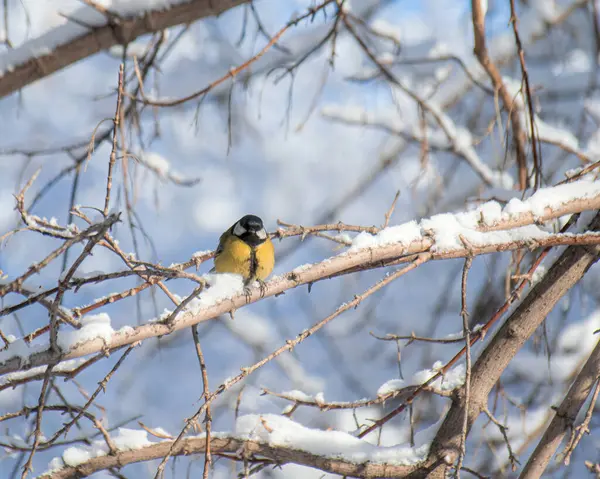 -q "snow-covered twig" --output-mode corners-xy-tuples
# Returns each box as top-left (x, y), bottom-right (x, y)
(155, 255), (429, 475)
(261, 379), (456, 412)
(37, 415), (429, 479)
(0, 214), (120, 298)
(322, 103), (512, 189)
